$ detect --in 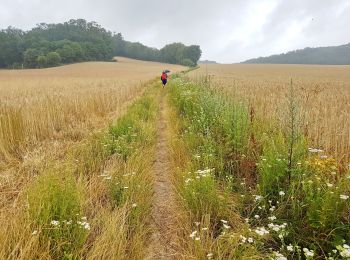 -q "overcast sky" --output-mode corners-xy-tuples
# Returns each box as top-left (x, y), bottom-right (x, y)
(1, 0), (349, 63)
